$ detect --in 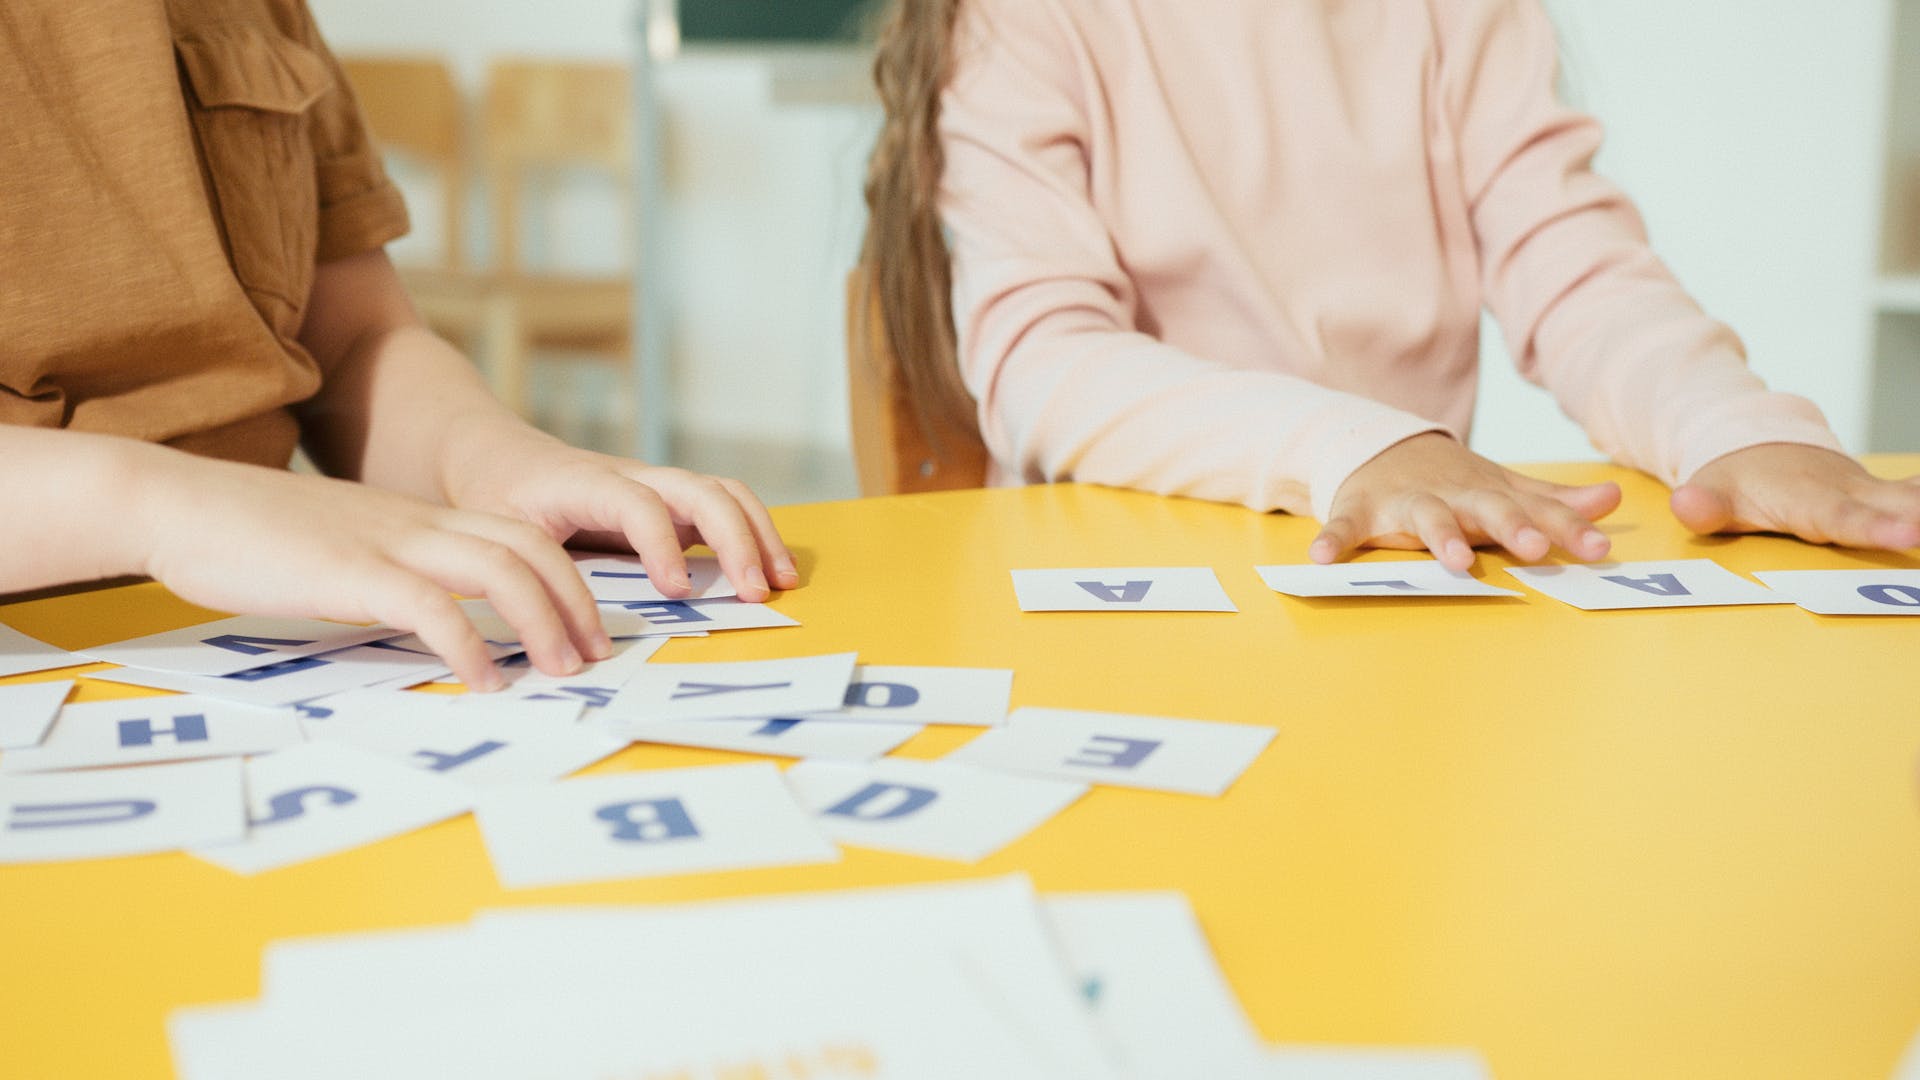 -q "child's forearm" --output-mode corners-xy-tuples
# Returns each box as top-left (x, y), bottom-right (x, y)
(0, 424), (169, 594)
